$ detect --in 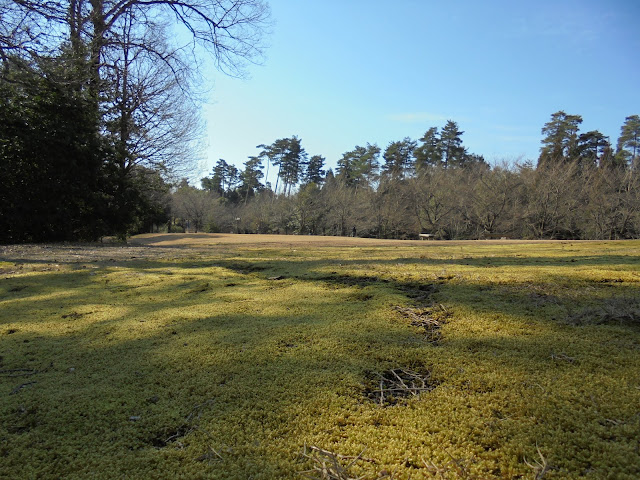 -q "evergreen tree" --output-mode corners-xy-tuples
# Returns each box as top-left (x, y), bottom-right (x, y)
(0, 56), (110, 242)
(257, 136), (306, 195)
(239, 156), (265, 204)
(439, 120), (467, 168)
(303, 155), (326, 186)
(202, 159), (239, 197)
(616, 115), (640, 168)
(576, 131), (609, 169)
(538, 111), (583, 167)
(357, 143), (381, 187)
(336, 148), (359, 186)
(382, 138), (416, 180)
(279, 136), (307, 195)
(337, 145), (380, 188)
(414, 127), (442, 171)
